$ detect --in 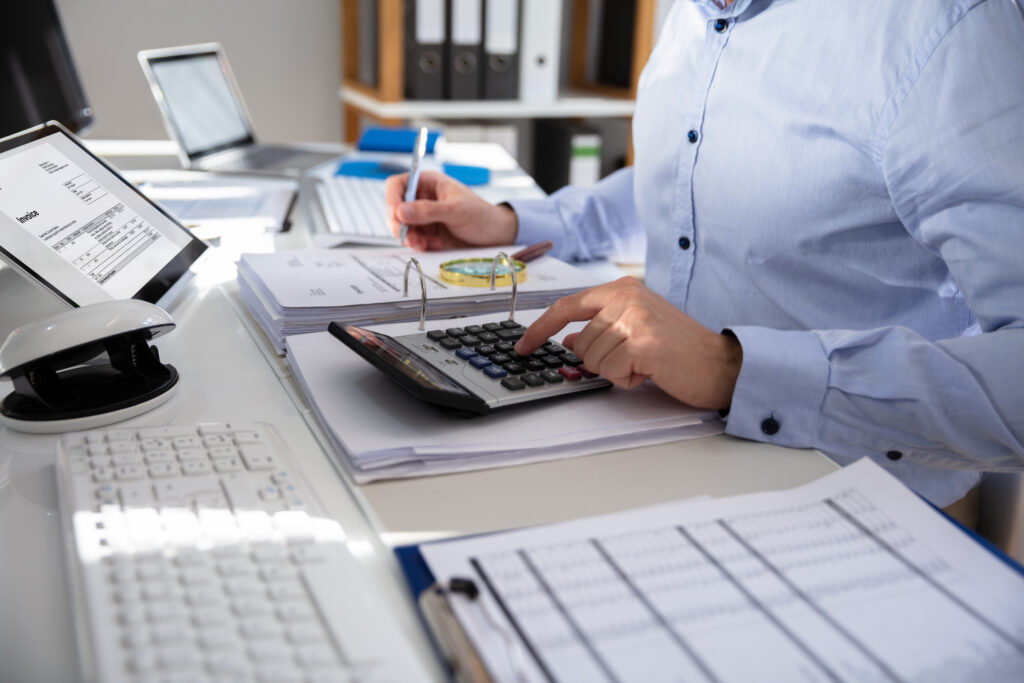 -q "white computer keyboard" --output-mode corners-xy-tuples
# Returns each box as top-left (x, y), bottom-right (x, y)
(56, 422), (408, 683)
(314, 176), (396, 243)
